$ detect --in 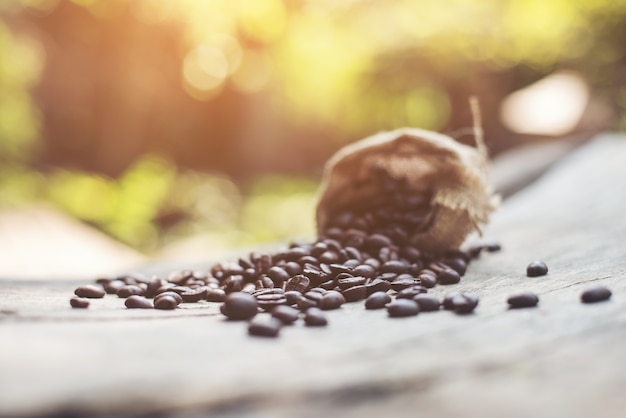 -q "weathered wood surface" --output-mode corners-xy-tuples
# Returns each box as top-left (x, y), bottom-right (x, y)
(1, 134), (625, 418)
